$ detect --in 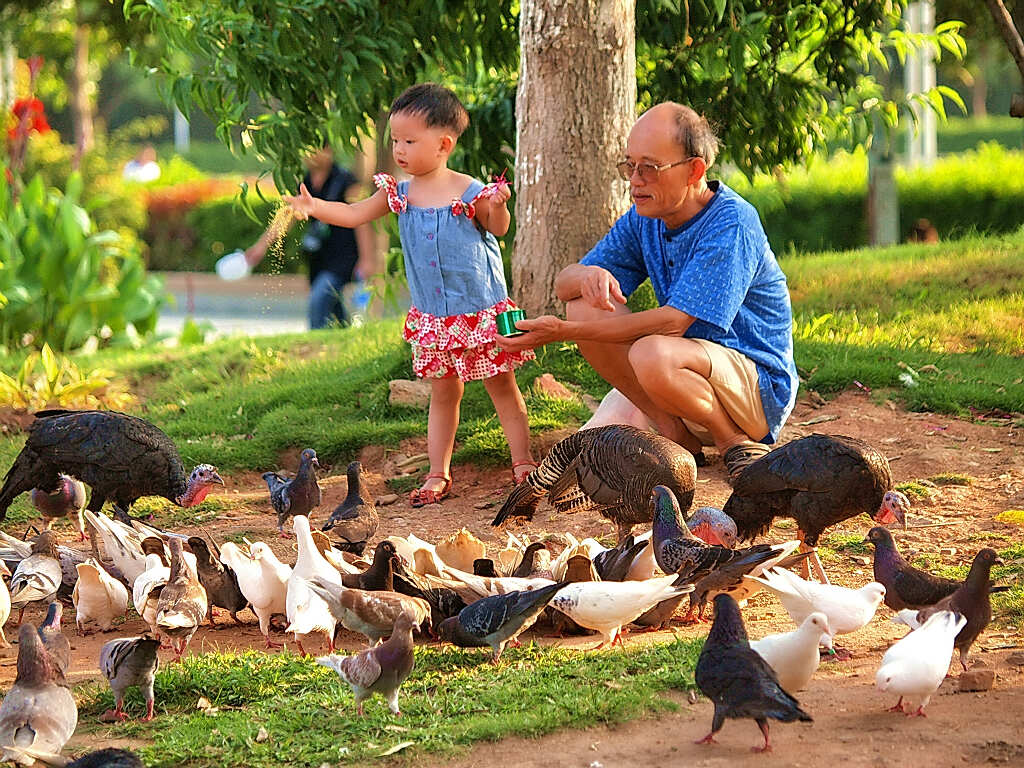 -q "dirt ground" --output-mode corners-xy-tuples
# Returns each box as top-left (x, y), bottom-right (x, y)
(2, 390), (1024, 766)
